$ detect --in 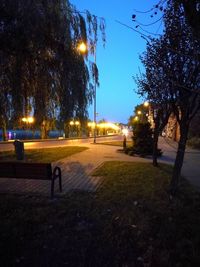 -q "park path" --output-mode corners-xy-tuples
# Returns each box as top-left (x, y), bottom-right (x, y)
(0, 137), (199, 196)
(0, 143), (150, 197)
(52, 143), (150, 192)
(158, 137), (200, 190)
